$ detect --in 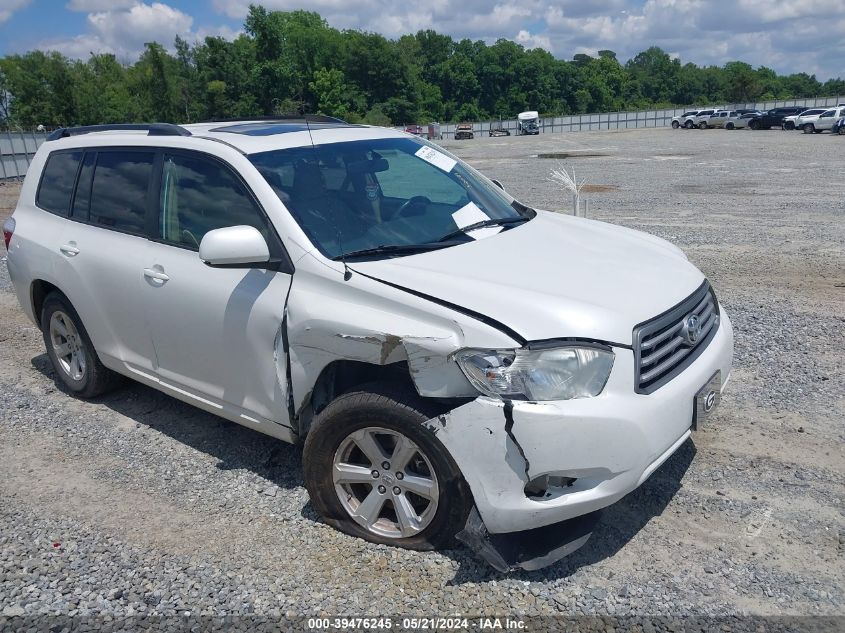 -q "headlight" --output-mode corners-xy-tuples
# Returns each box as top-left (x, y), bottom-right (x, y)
(453, 346), (615, 401)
